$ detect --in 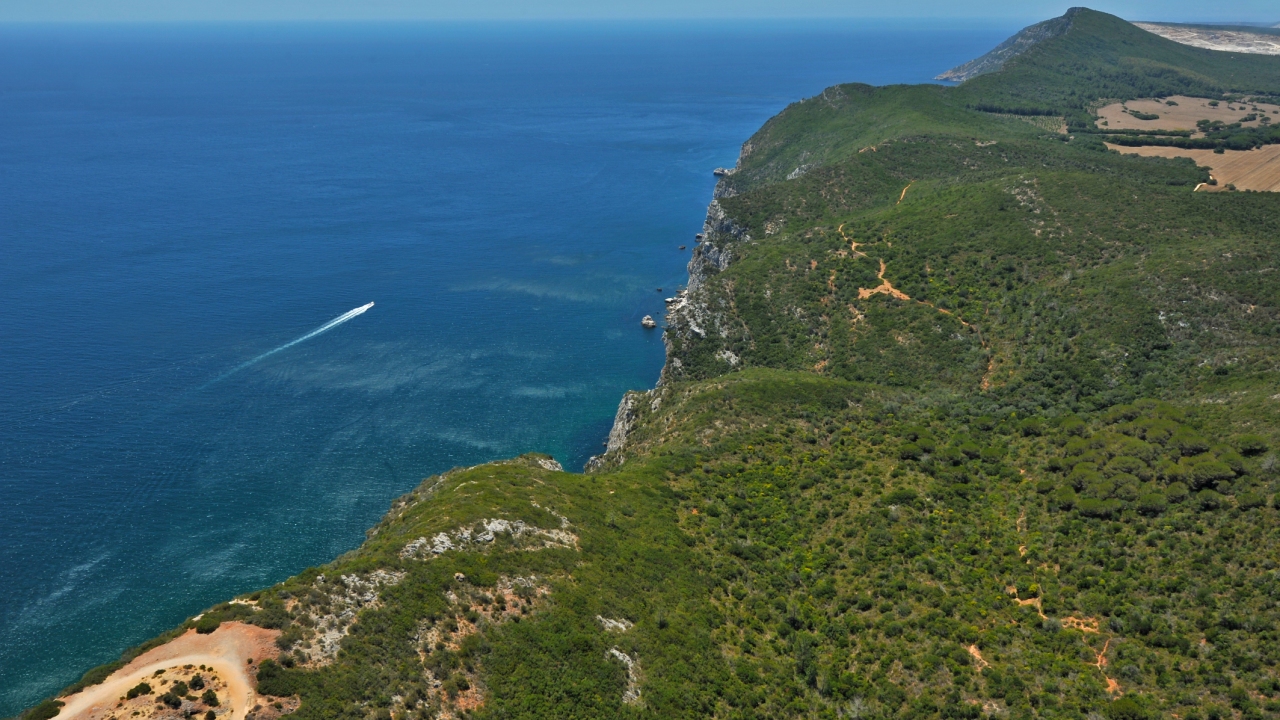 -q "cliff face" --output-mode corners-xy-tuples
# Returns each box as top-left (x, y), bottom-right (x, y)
(658, 196), (749, 382)
(586, 176), (751, 470)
